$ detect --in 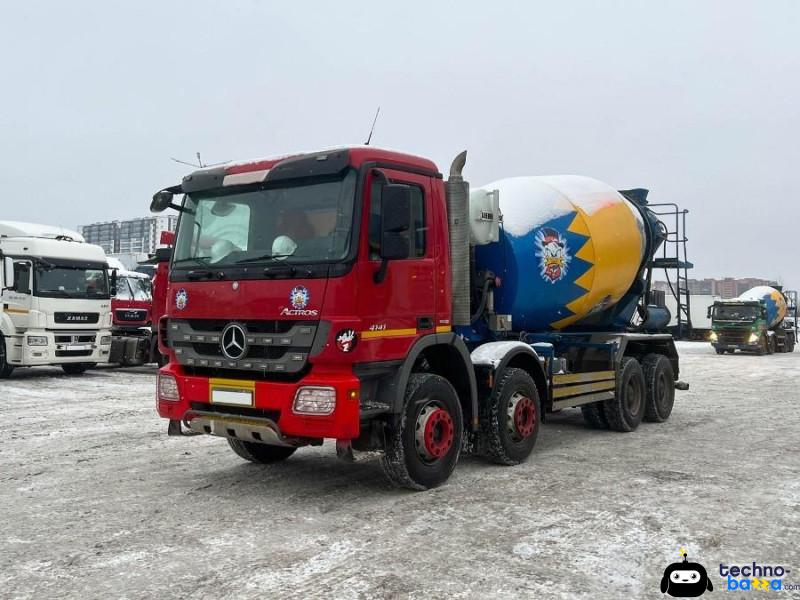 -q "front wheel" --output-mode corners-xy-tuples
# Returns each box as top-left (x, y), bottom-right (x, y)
(715, 347), (726, 355)
(479, 368), (541, 465)
(0, 336), (14, 379)
(381, 373), (463, 490)
(227, 439), (297, 463)
(62, 363), (94, 375)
